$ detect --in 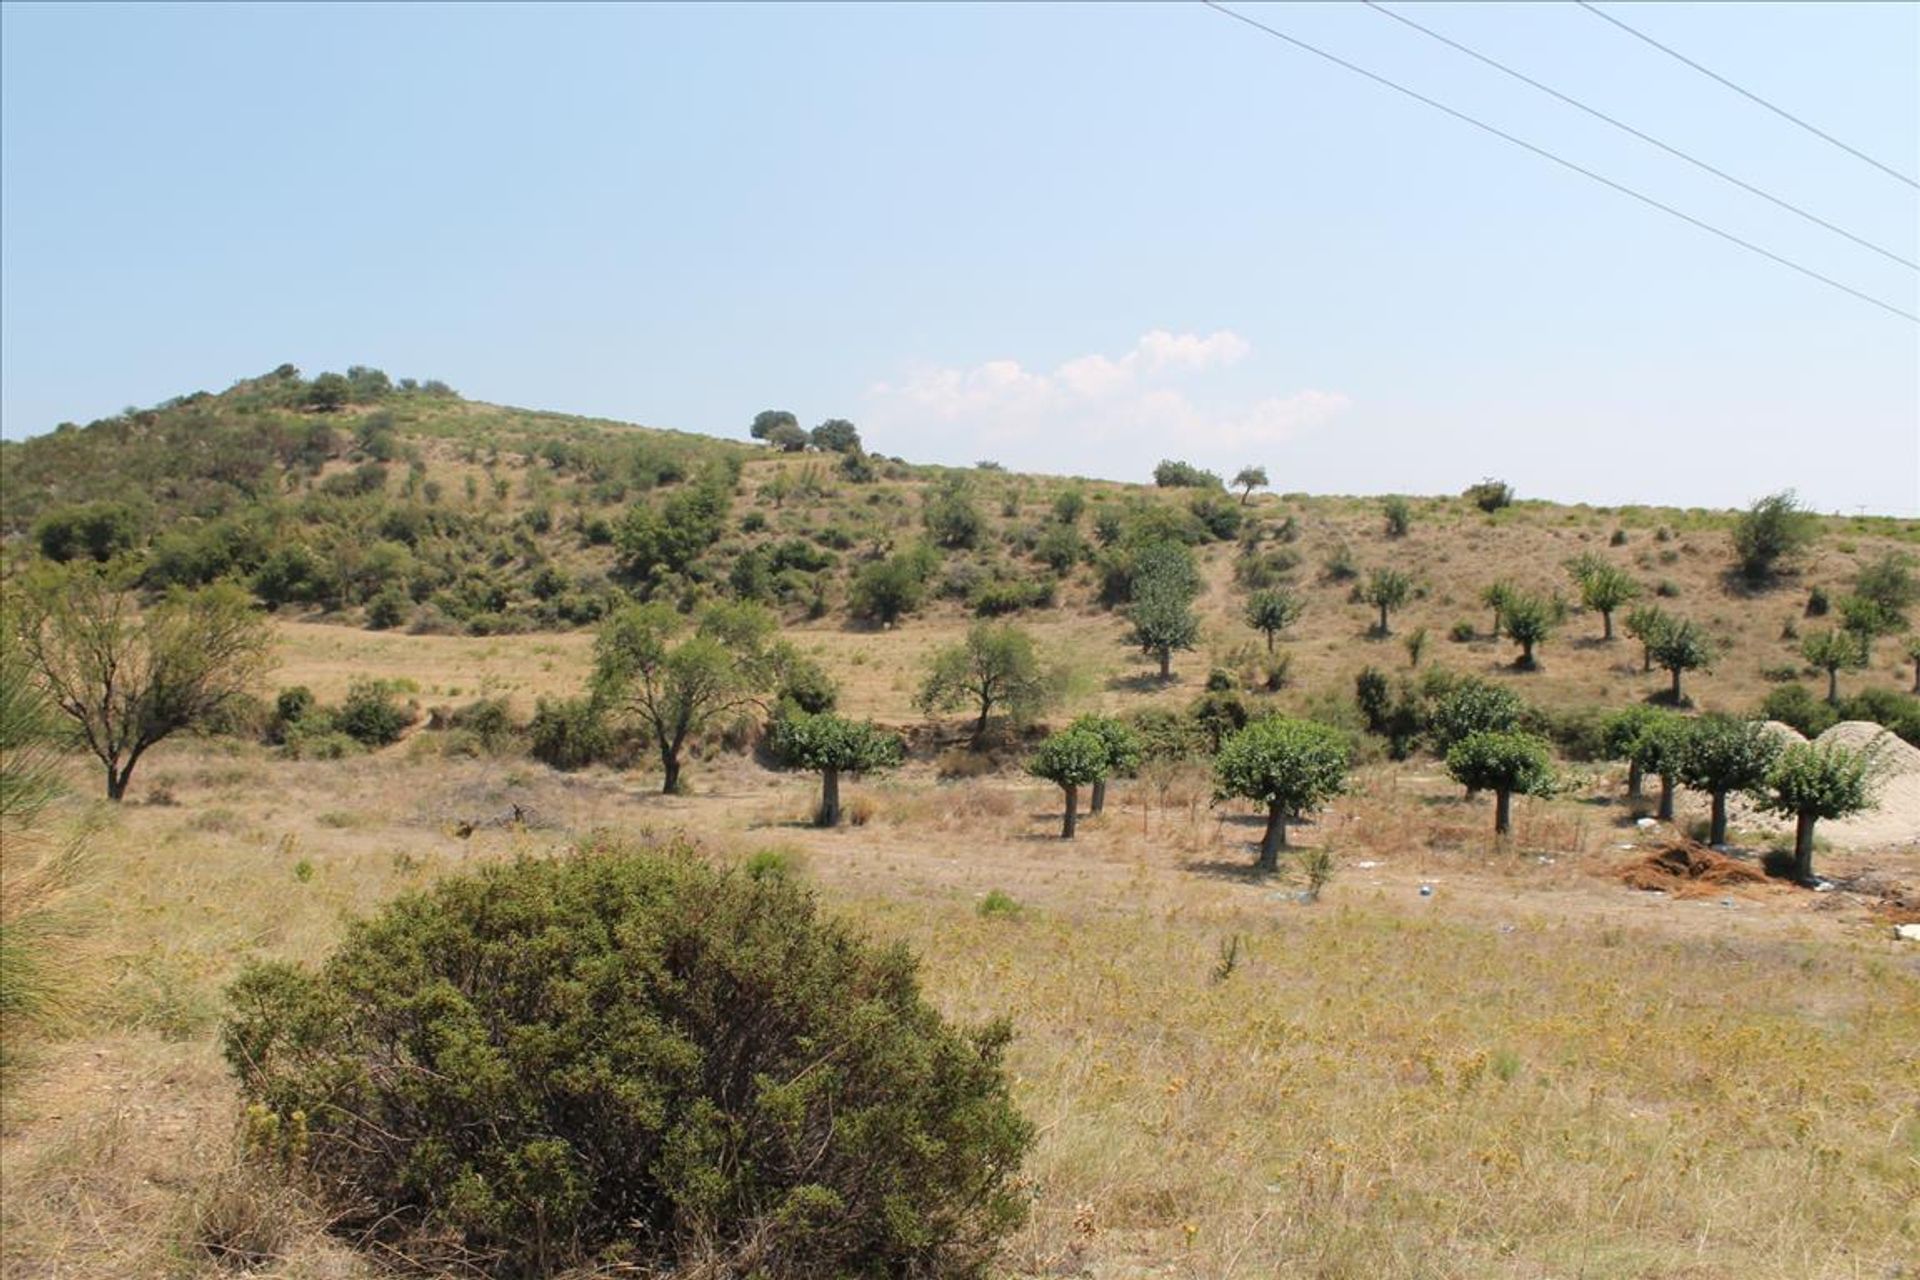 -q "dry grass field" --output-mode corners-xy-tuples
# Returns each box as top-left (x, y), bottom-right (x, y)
(2, 692), (1917, 1277)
